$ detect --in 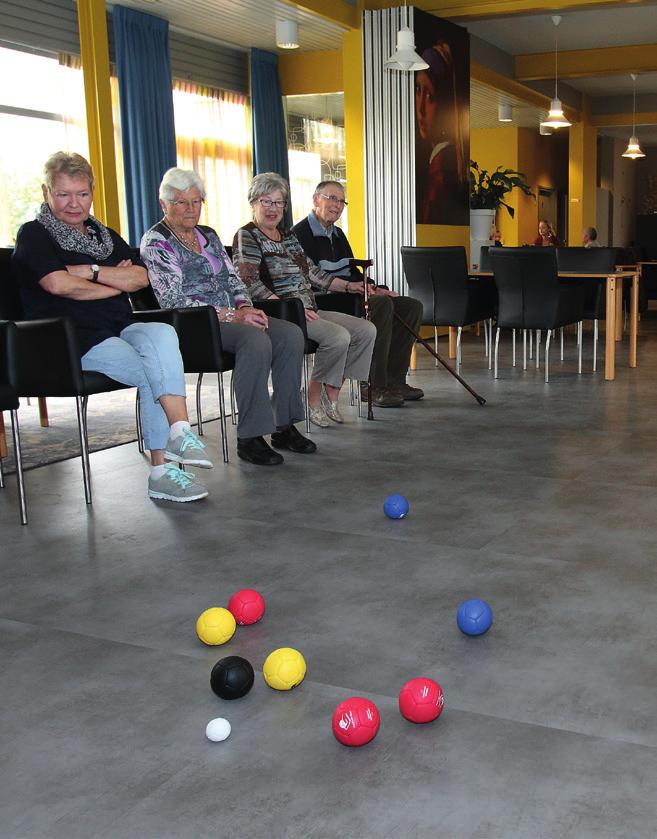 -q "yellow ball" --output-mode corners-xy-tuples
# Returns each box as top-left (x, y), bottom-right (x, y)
(196, 607), (236, 646)
(263, 647), (306, 691)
